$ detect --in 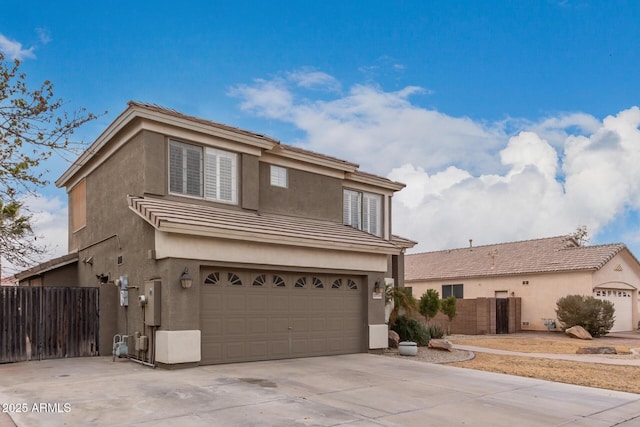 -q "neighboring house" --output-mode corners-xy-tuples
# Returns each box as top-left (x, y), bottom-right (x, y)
(17, 101), (414, 367)
(405, 236), (639, 333)
(1, 275), (17, 286)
